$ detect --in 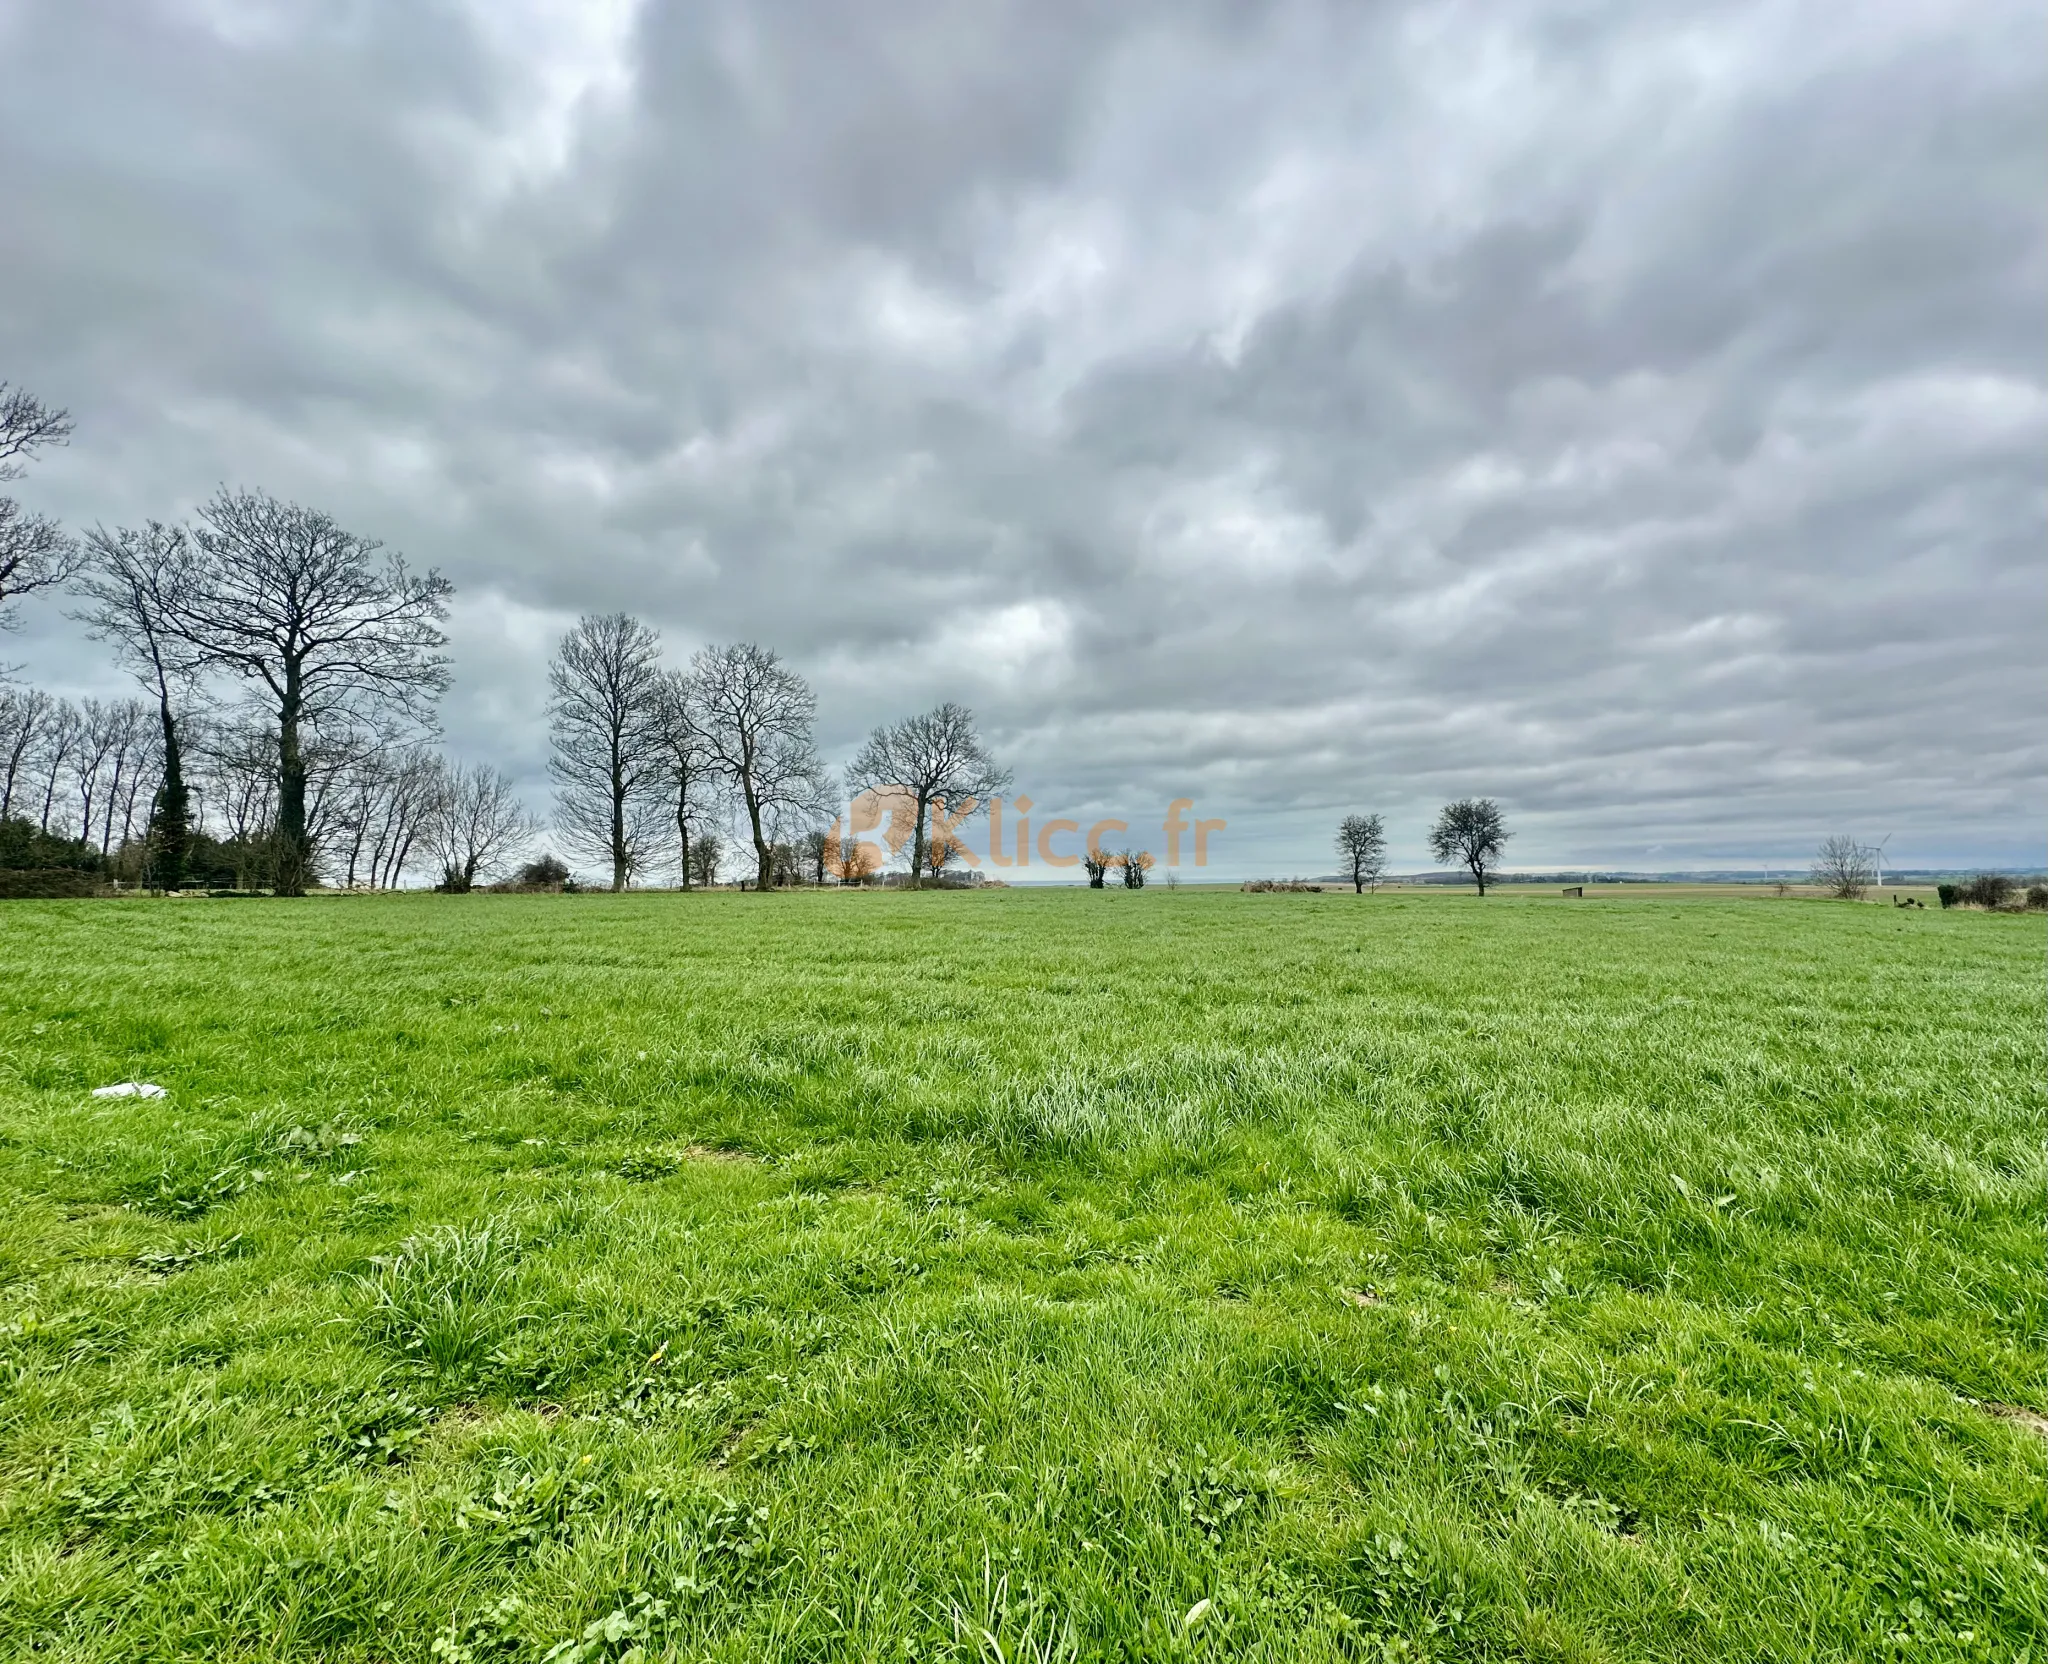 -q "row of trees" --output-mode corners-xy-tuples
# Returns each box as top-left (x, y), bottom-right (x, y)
(12, 526), (1018, 896)
(543, 613), (1013, 892)
(1343, 814), (1937, 901)
(1334, 799), (1511, 894)
(0, 690), (161, 854)
(0, 380), (540, 892)
(66, 502), (454, 894)
(3, 377), (1020, 894)
(545, 617), (834, 894)
(25, 381), (1964, 904)
(1338, 819), (1965, 901)
(0, 684), (535, 892)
